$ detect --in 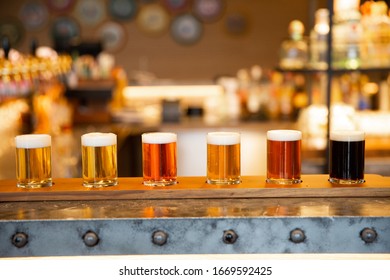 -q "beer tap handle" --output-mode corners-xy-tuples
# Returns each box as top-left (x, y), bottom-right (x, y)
(30, 38), (38, 56)
(2, 36), (10, 59)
